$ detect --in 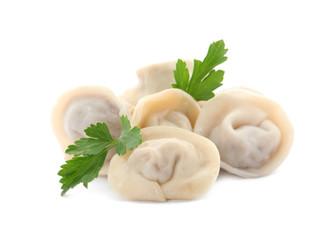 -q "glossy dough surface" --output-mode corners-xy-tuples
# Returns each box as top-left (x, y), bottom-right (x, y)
(194, 88), (293, 177)
(131, 89), (200, 131)
(121, 60), (193, 106)
(51, 86), (130, 176)
(108, 127), (220, 201)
